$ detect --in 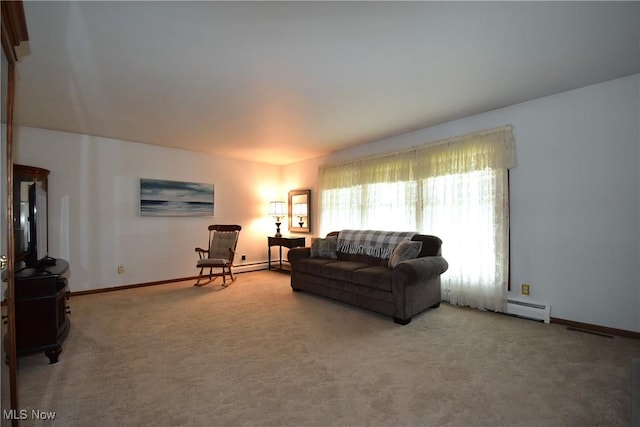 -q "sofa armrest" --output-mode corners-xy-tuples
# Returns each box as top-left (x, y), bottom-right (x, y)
(287, 247), (311, 265)
(392, 256), (449, 285)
